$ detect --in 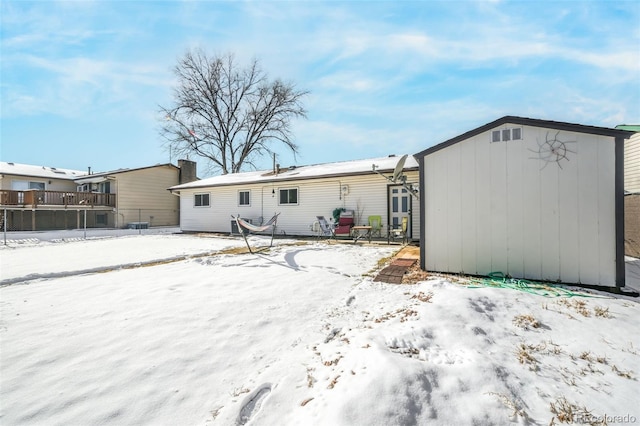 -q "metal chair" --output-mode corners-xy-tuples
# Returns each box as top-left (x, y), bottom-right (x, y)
(315, 216), (335, 239)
